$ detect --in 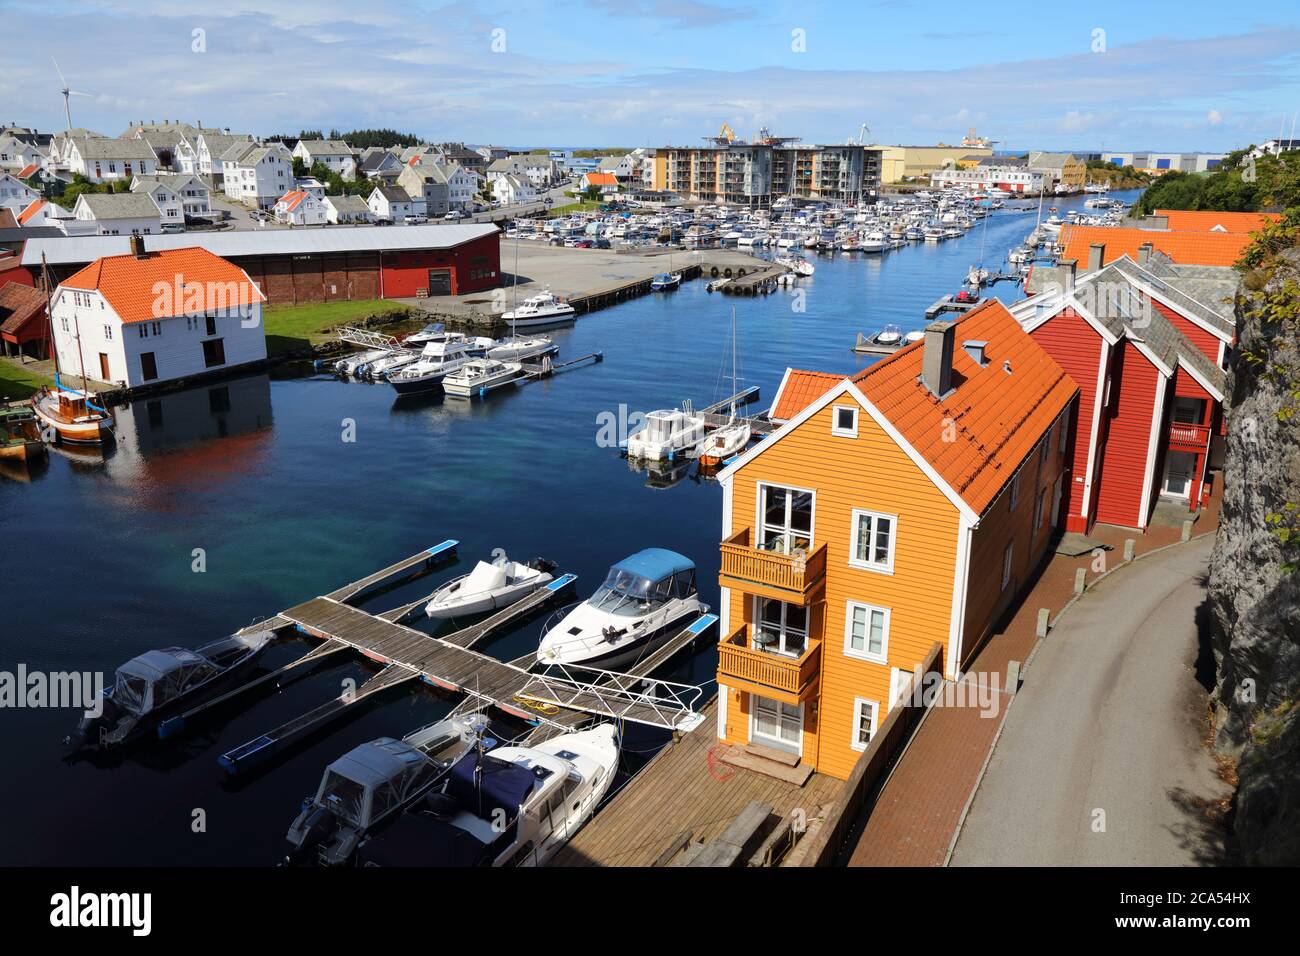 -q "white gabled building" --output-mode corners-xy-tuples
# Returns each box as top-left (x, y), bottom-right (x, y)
(368, 184), (422, 222)
(322, 194), (372, 224)
(50, 240), (267, 388)
(129, 176), (188, 229)
(221, 142), (294, 210)
(72, 193), (165, 235)
(0, 136), (45, 172)
(65, 137), (160, 183)
(292, 140), (357, 180)
(491, 173), (535, 206)
(196, 132), (254, 178)
(0, 172), (40, 211)
(274, 189), (328, 226)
